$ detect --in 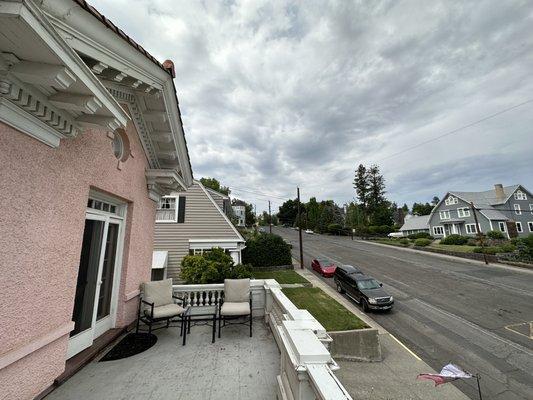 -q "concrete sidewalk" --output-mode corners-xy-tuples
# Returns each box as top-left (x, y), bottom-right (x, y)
(296, 268), (470, 400)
